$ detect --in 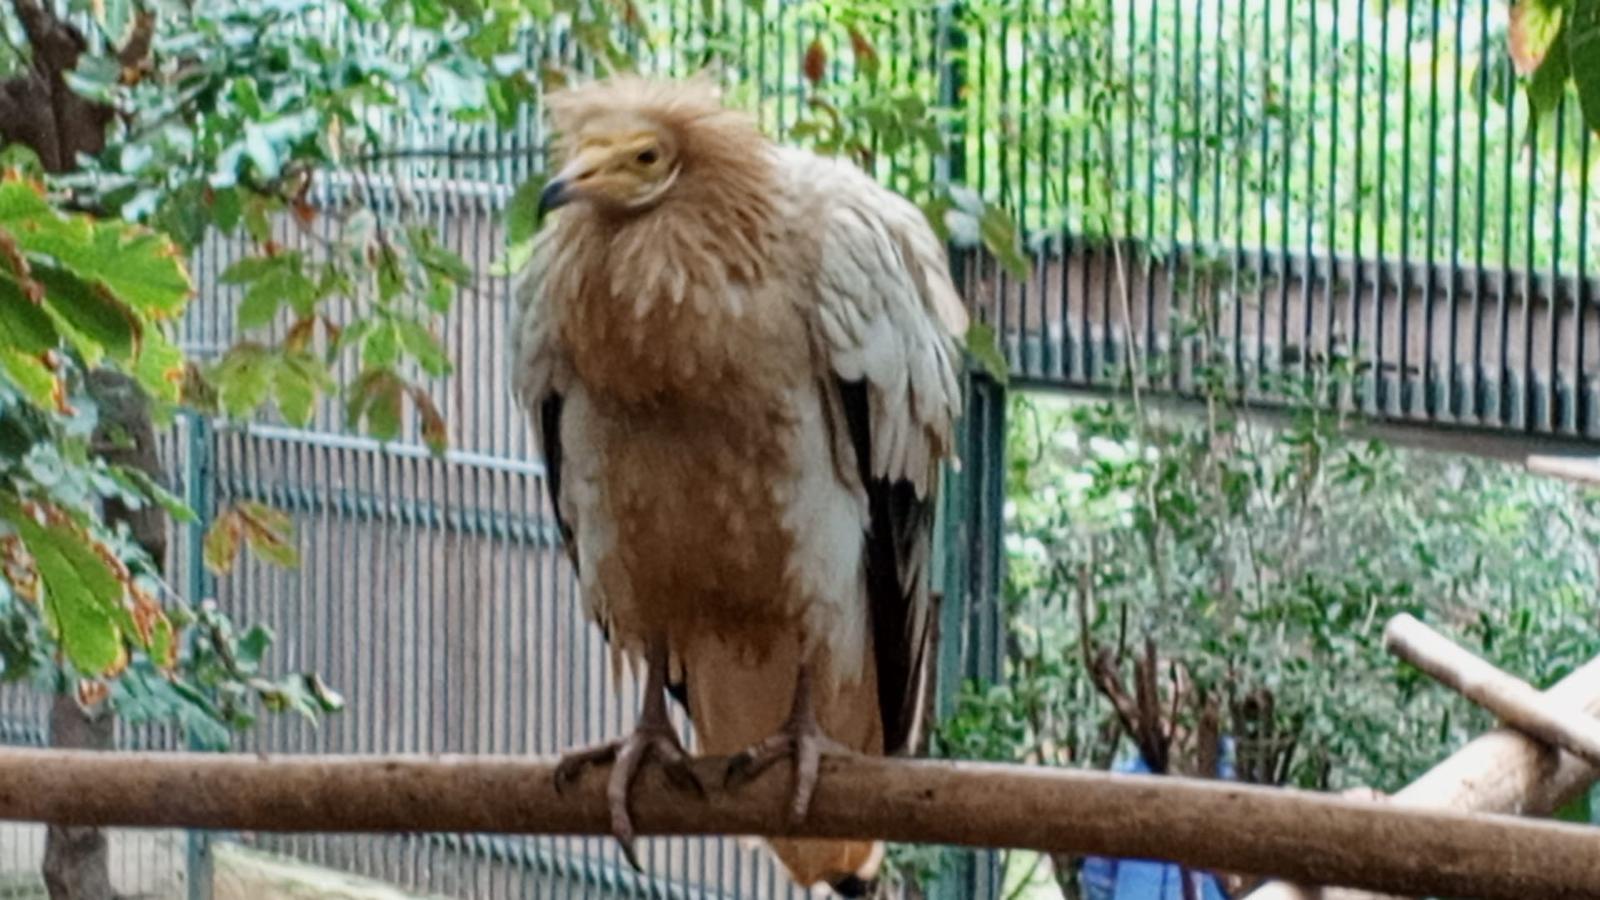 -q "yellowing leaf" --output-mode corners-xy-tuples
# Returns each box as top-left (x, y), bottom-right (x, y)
(203, 510), (243, 575)
(1, 349), (60, 410)
(1510, 0), (1566, 75)
(412, 386), (448, 455)
(235, 501), (299, 569)
(5, 500), (129, 676)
